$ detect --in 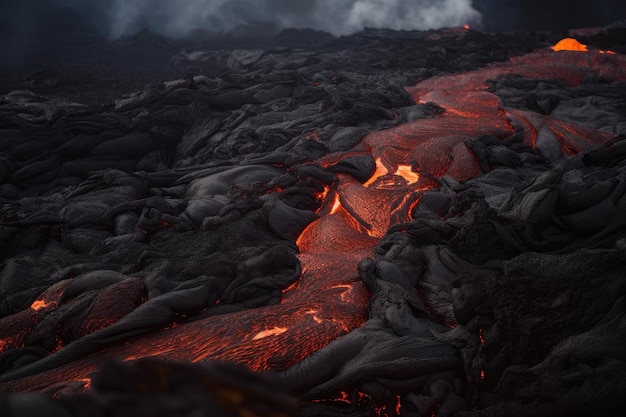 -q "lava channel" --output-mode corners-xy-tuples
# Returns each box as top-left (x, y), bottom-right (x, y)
(1, 40), (625, 395)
